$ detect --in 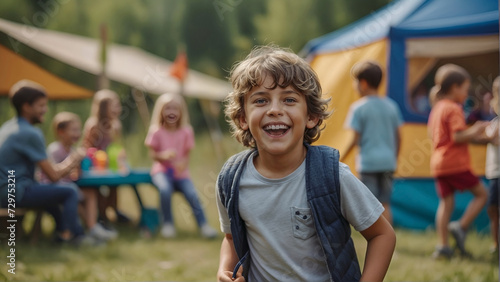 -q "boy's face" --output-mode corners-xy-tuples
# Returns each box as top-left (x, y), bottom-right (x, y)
(23, 97), (48, 124)
(239, 75), (318, 157)
(58, 120), (82, 147)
